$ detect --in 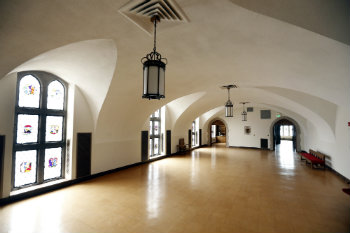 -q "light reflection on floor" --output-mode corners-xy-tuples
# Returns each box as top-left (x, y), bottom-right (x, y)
(191, 150), (200, 185)
(146, 162), (162, 219)
(211, 146), (216, 169)
(275, 140), (296, 172)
